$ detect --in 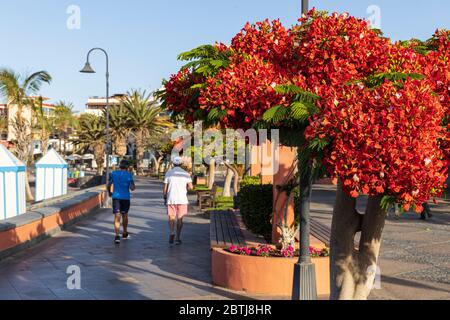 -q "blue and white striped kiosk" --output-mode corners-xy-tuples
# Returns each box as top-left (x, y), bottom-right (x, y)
(35, 149), (68, 202)
(0, 144), (27, 221)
